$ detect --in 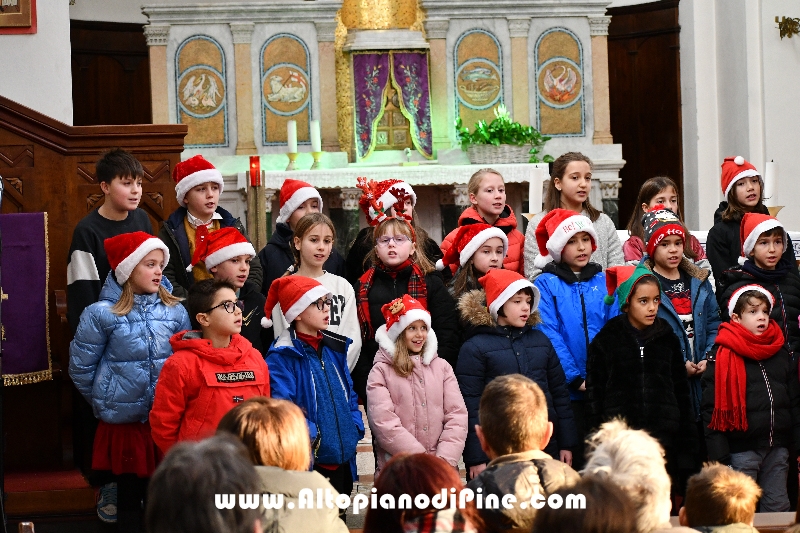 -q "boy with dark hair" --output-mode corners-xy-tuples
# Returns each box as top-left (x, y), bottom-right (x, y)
(679, 462), (761, 532)
(160, 155), (262, 298)
(150, 279), (270, 454)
